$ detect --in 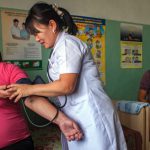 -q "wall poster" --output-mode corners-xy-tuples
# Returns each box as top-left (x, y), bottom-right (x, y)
(120, 23), (143, 68)
(0, 9), (42, 70)
(73, 16), (106, 84)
